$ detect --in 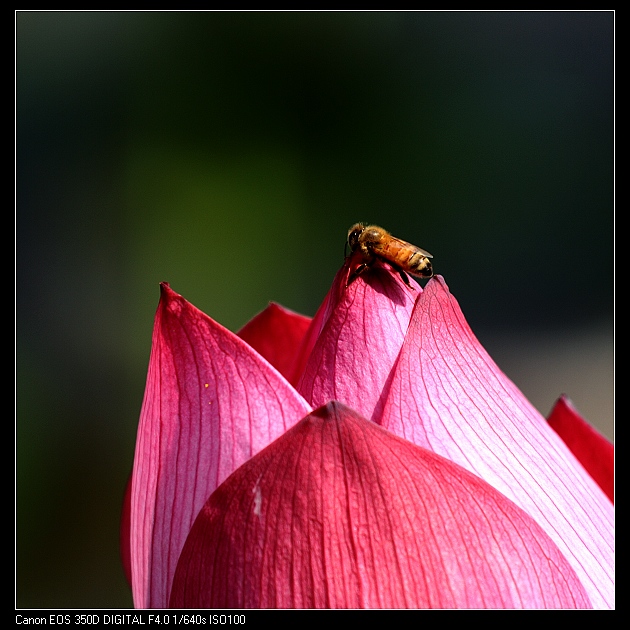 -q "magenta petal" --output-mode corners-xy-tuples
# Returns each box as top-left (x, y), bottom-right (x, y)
(379, 276), (614, 608)
(170, 402), (591, 609)
(131, 284), (311, 609)
(547, 395), (614, 503)
(237, 302), (312, 382)
(286, 263), (349, 388)
(297, 261), (418, 420)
